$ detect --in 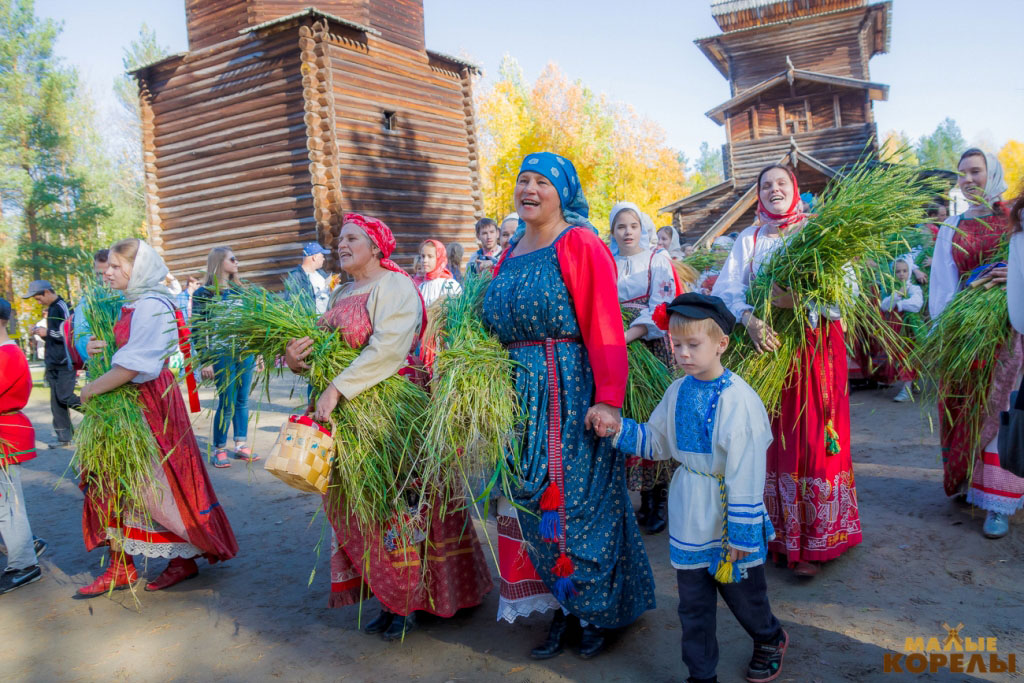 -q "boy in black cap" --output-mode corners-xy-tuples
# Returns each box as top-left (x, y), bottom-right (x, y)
(613, 293), (787, 683)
